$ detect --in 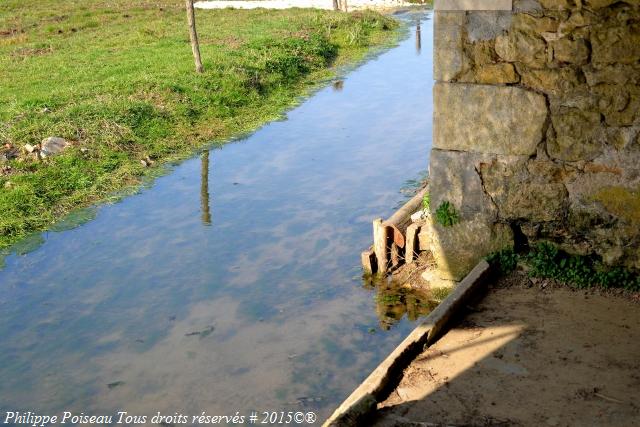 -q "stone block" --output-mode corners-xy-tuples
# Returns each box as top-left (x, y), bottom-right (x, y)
(428, 149), (498, 221)
(551, 37), (590, 65)
(558, 11), (598, 34)
(479, 158), (569, 222)
(474, 63), (520, 84)
(584, 0), (623, 9)
(512, 13), (560, 34)
(495, 31), (548, 69)
(434, 12), (470, 82)
(548, 109), (603, 161)
(517, 65), (581, 96)
(435, 0), (512, 10)
(592, 23), (640, 66)
(433, 83), (547, 156)
(584, 64), (640, 86)
(513, 0), (544, 14)
(594, 85), (640, 127)
(539, 0), (574, 9)
(421, 215), (514, 281)
(466, 11), (512, 42)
